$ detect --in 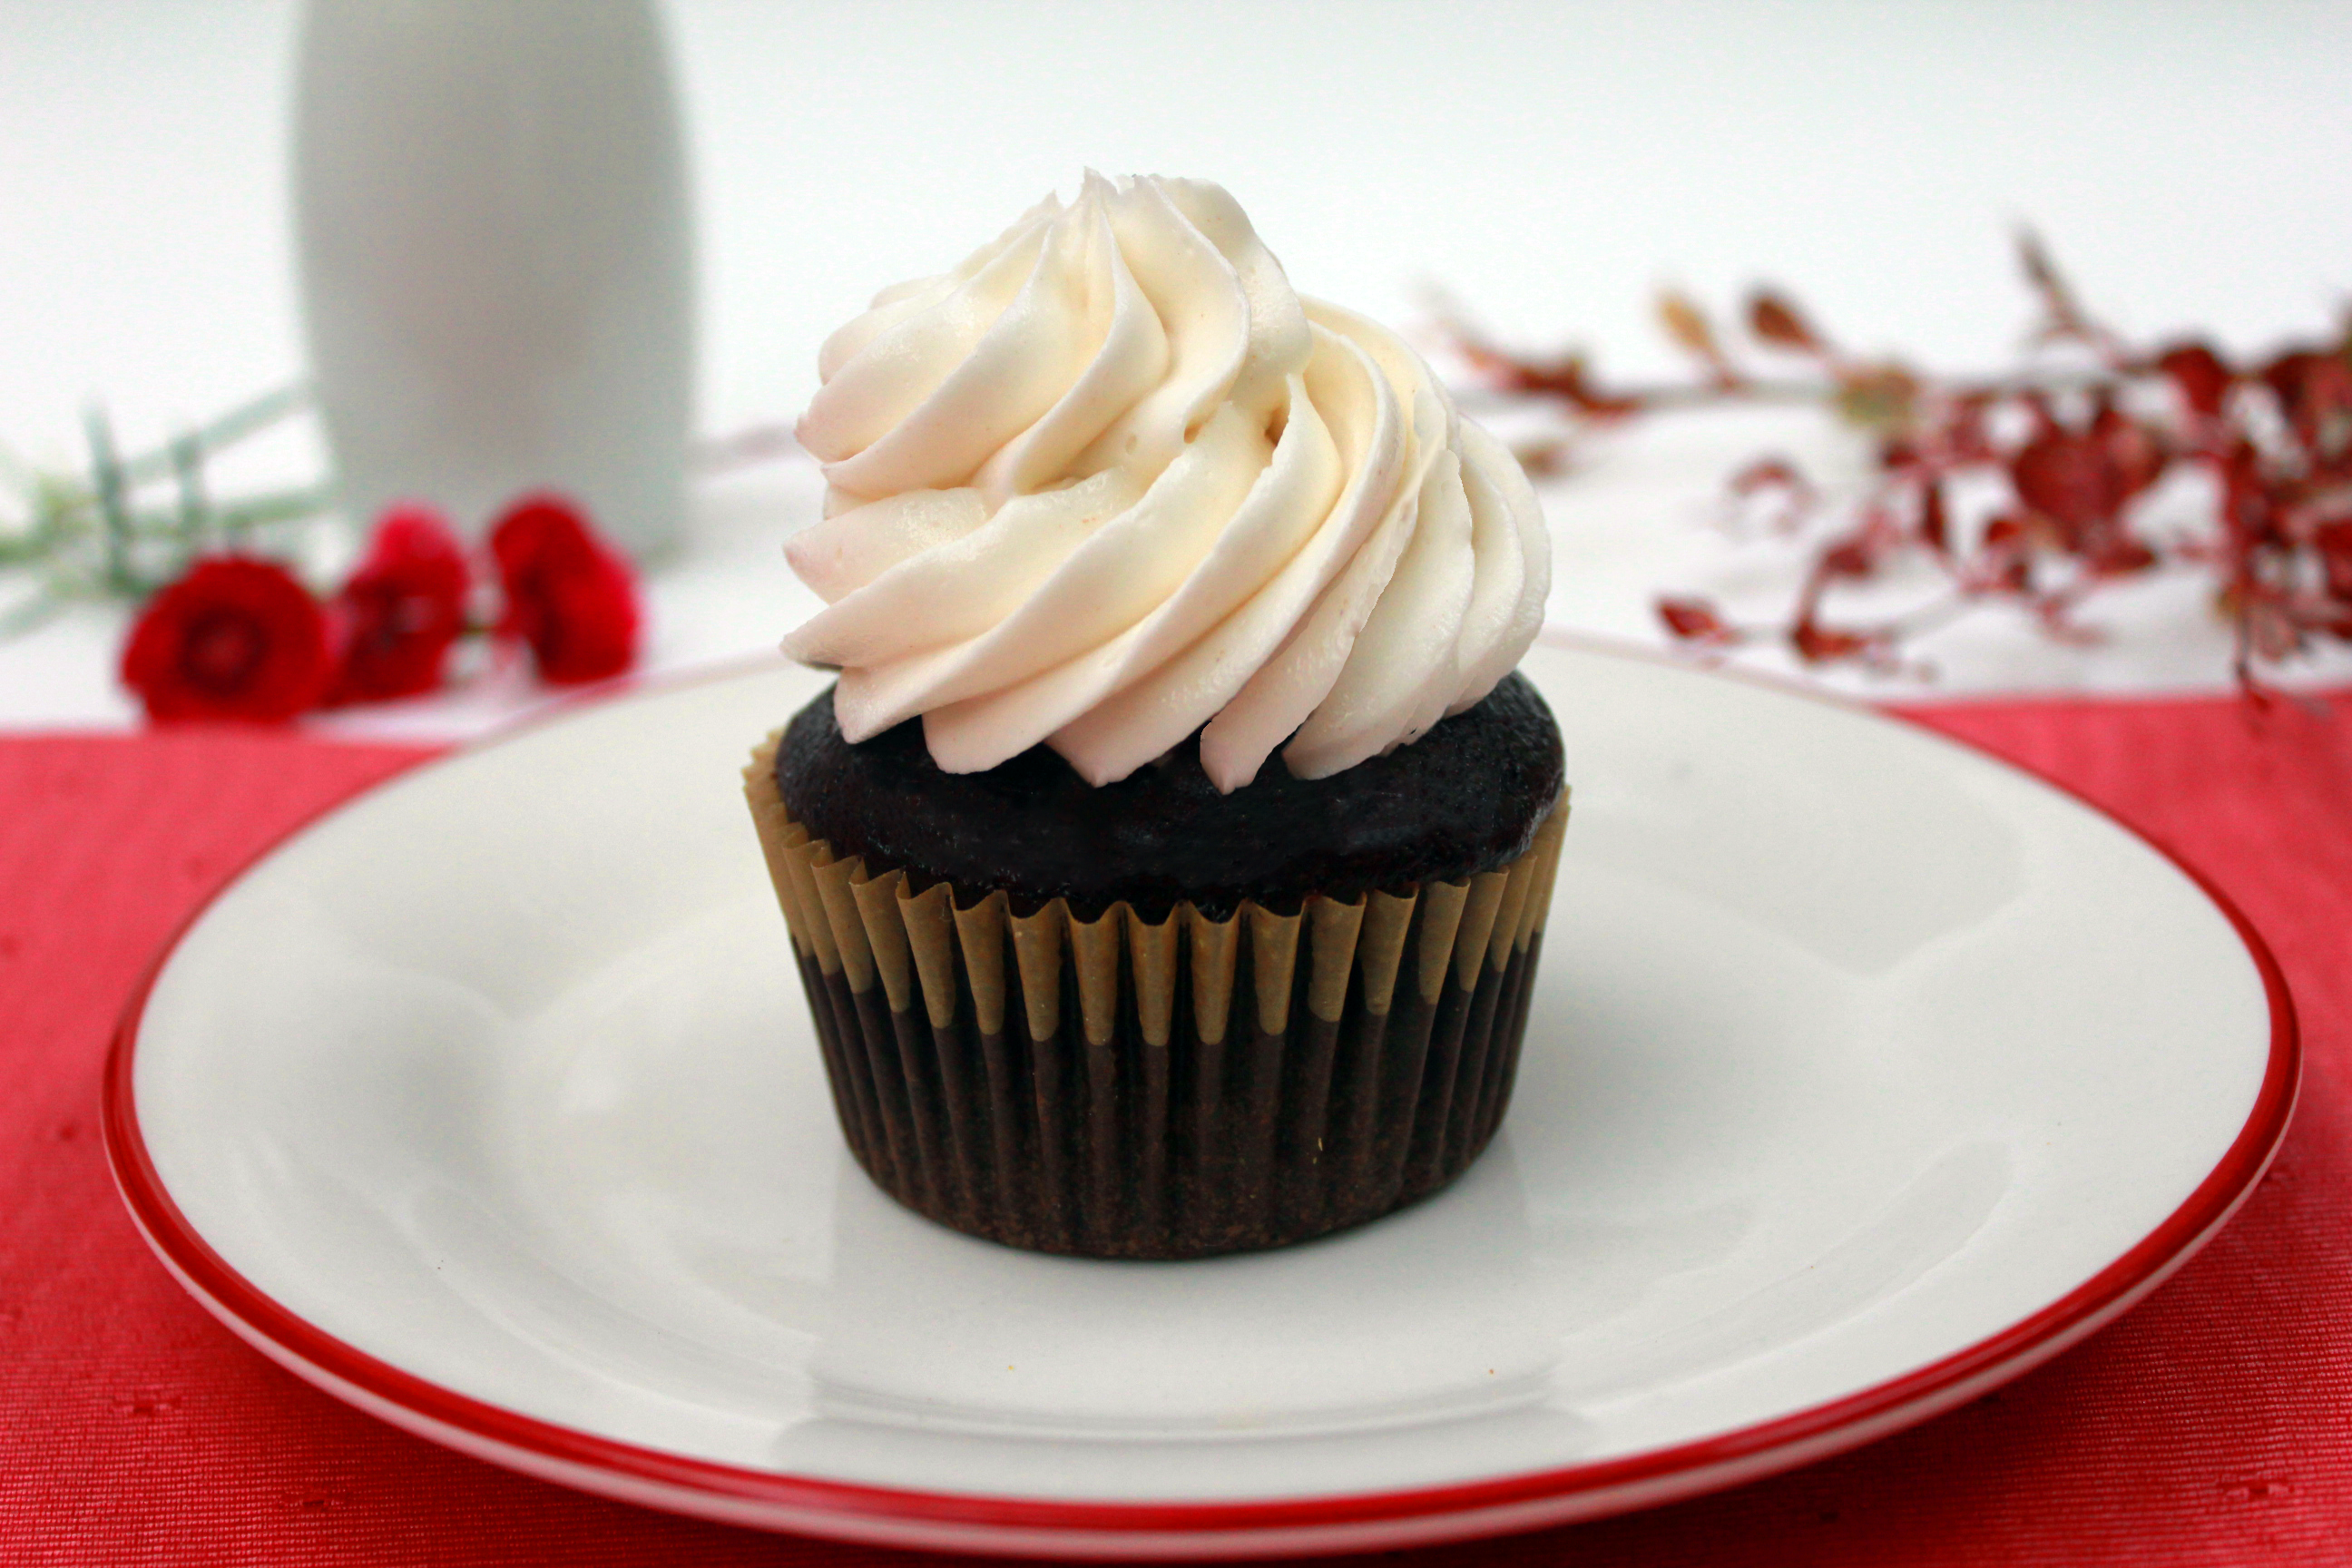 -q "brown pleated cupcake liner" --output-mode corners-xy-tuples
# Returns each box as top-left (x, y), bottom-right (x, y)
(744, 733), (1567, 1259)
